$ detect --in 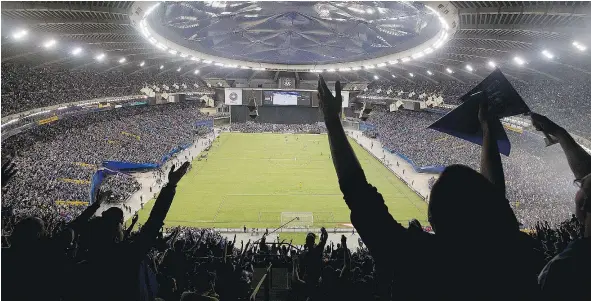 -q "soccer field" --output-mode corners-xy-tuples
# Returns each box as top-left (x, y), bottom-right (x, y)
(134, 132), (428, 229)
